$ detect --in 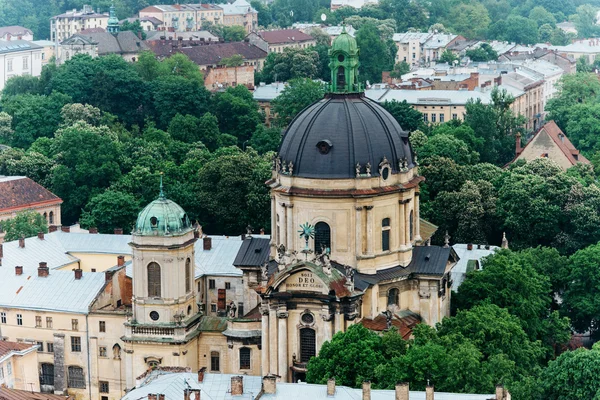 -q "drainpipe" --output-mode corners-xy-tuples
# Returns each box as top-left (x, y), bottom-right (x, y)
(86, 314), (92, 400)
